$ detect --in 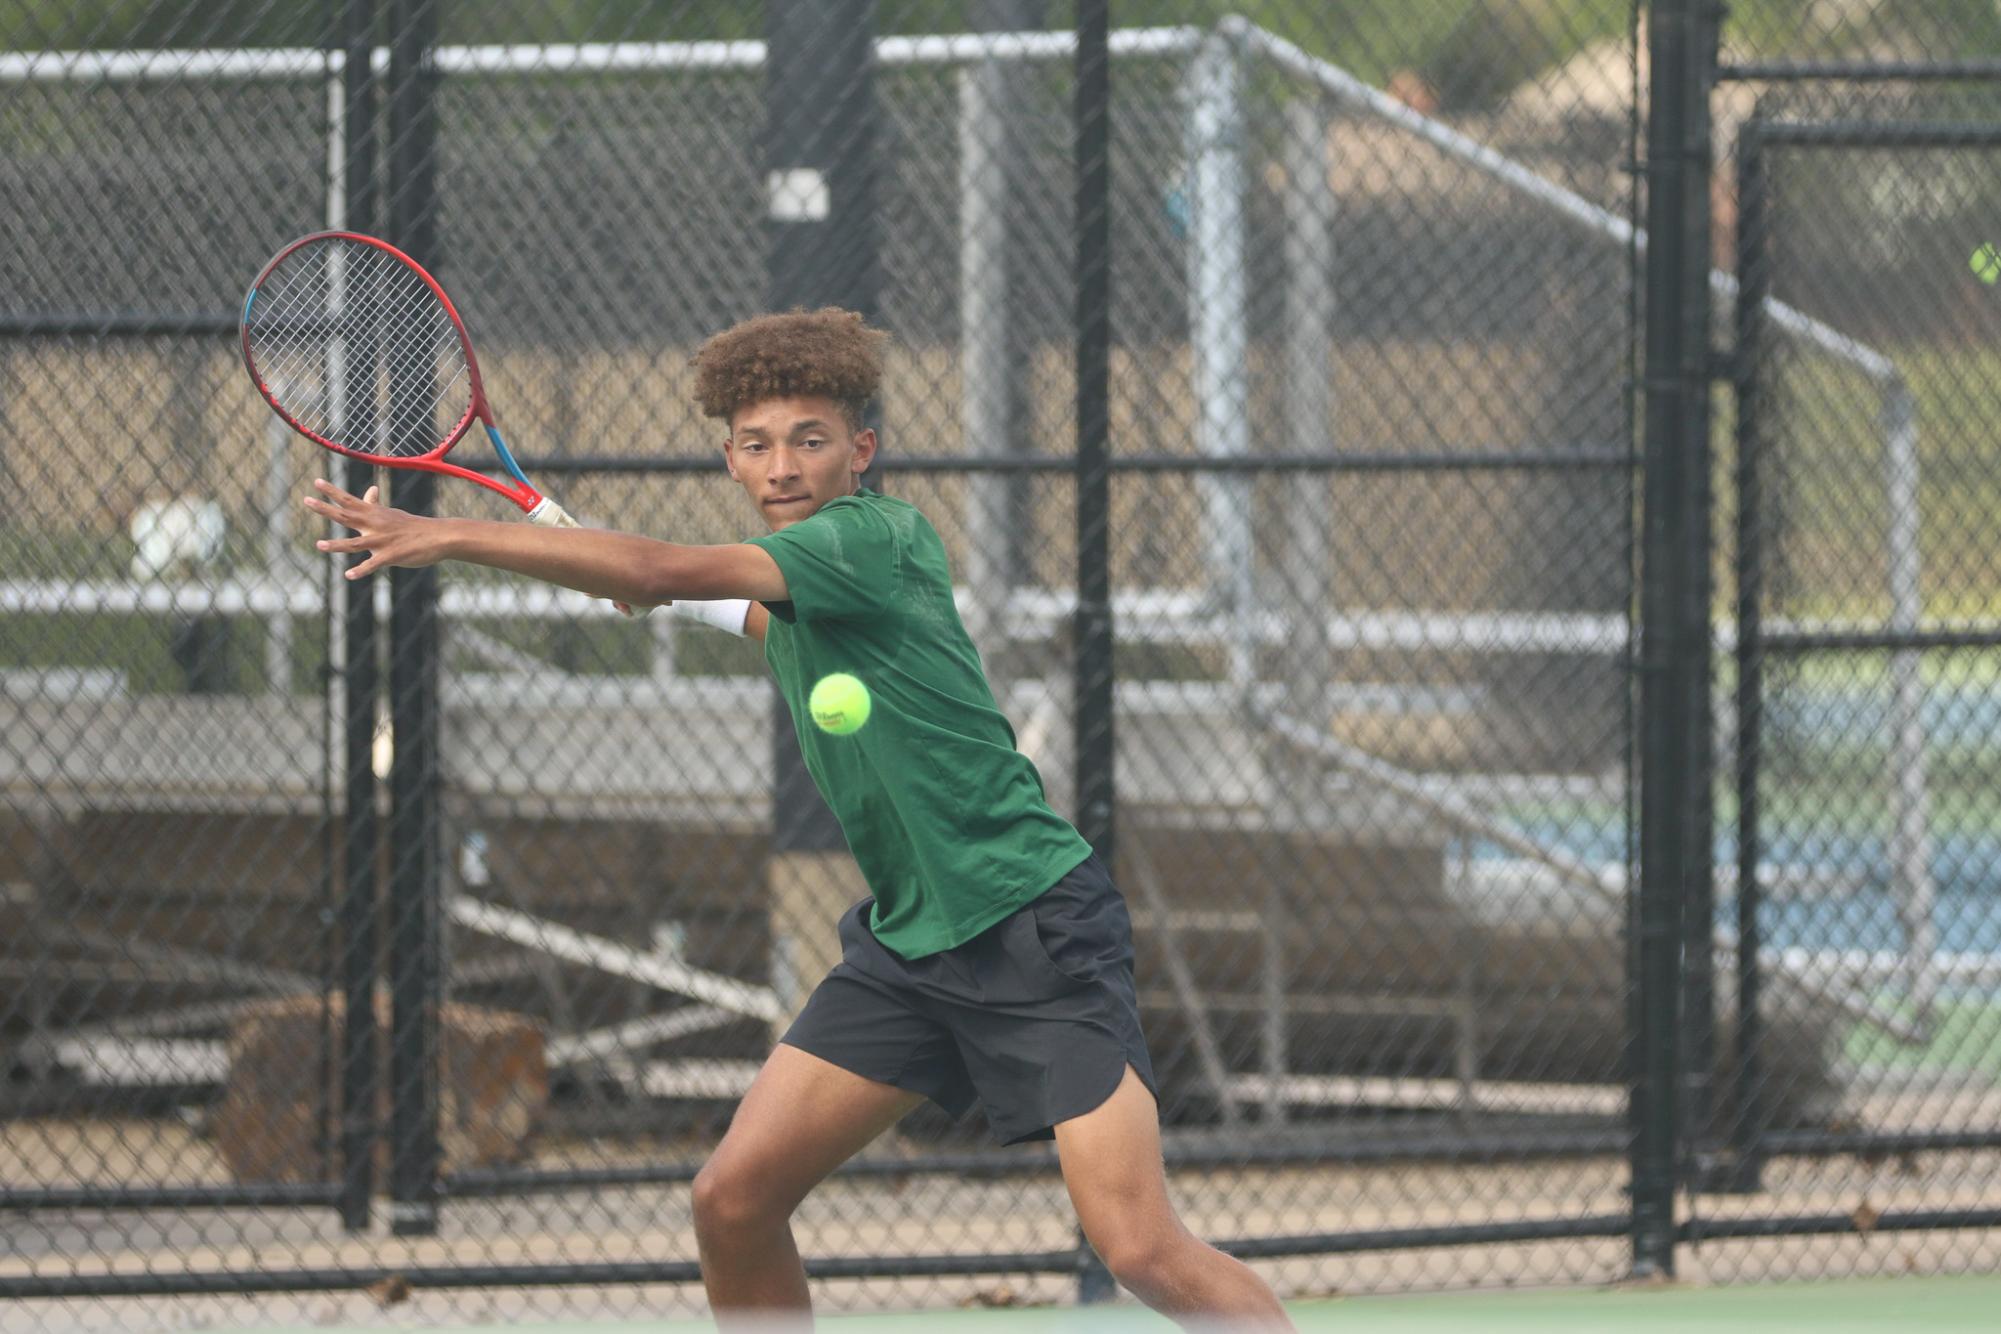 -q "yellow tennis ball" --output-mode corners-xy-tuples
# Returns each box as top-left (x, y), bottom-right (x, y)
(809, 672), (871, 735)
(1973, 243), (2001, 285)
